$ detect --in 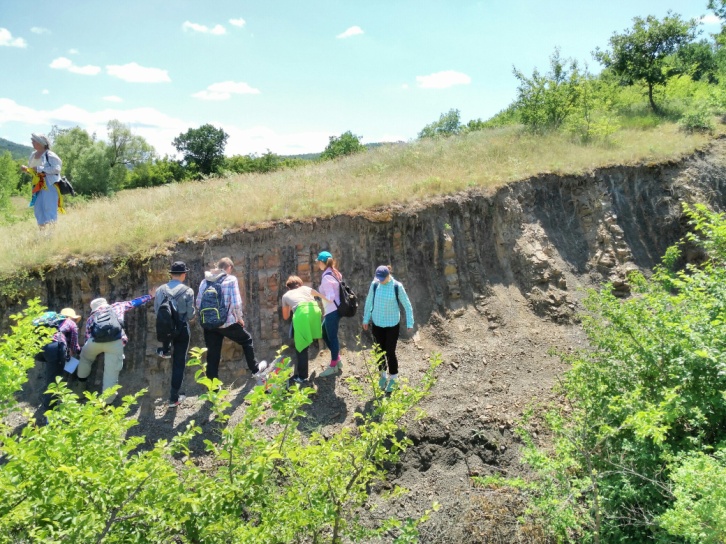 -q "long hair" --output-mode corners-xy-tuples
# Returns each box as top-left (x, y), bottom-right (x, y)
(321, 257), (341, 280)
